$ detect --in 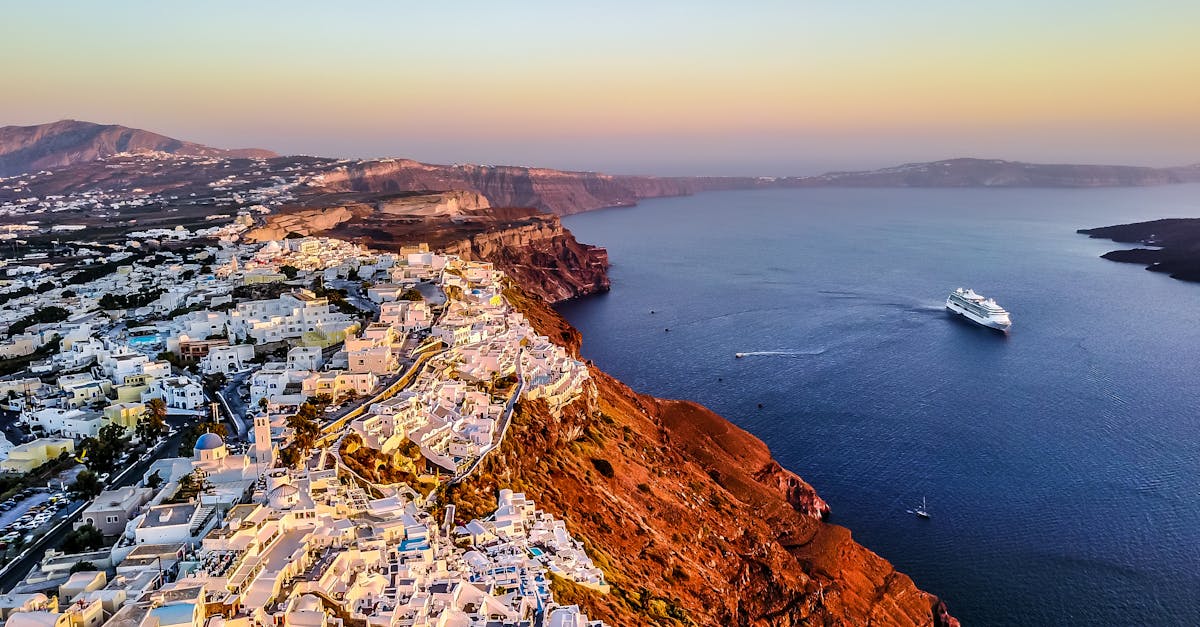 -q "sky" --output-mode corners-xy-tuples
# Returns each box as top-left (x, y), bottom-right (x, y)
(3, 1), (1199, 176)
